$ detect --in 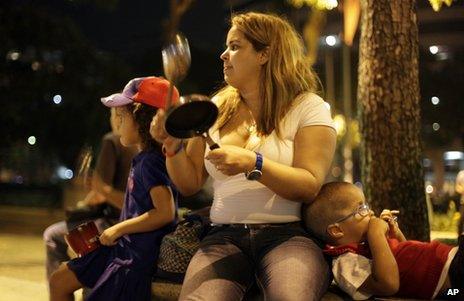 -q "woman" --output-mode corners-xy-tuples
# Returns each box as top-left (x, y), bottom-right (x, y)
(152, 12), (337, 300)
